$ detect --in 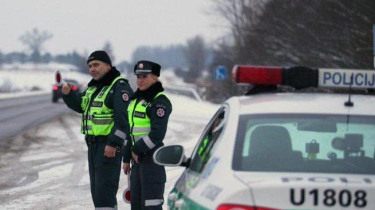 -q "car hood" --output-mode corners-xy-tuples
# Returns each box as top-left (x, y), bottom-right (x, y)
(234, 172), (375, 209)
